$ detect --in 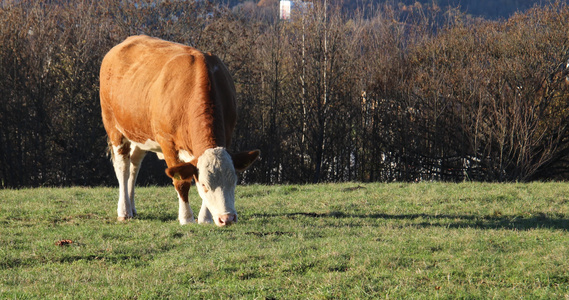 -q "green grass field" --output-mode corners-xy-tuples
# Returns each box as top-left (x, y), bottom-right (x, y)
(1, 182), (569, 299)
